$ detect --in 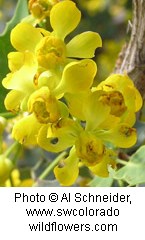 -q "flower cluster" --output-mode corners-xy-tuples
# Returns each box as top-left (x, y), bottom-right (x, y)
(29, 0), (59, 18)
(2, 0), (142, 186)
